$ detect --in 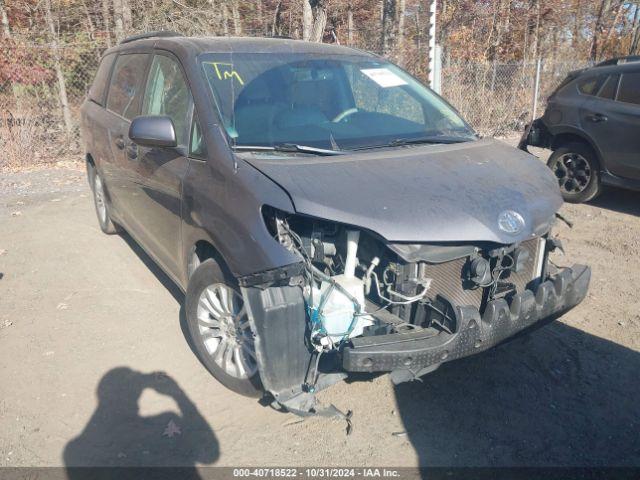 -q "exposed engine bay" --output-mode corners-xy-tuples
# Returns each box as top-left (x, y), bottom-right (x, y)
(264, 207), (549, 352)
(238, 207), (589, 418)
